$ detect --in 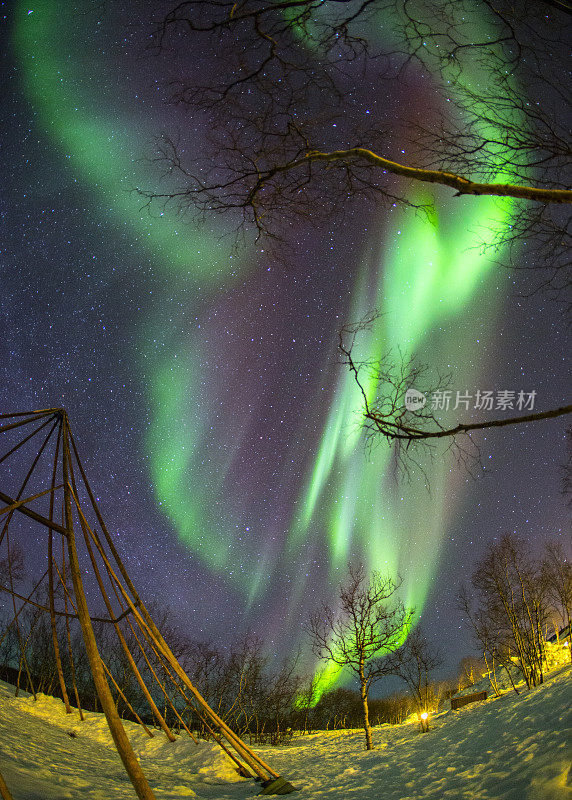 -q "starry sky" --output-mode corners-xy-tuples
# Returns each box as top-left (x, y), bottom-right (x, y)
(1, 1), (570, 684)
